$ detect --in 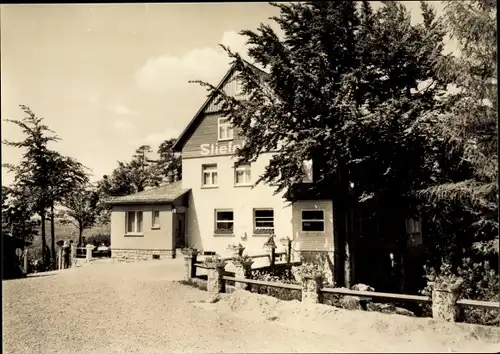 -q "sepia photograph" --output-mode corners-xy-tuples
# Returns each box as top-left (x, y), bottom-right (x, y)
(1, 1), (499, 353)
